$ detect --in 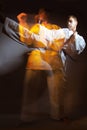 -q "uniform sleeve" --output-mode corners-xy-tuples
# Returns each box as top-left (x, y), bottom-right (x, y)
(75, 34), (86, 54)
